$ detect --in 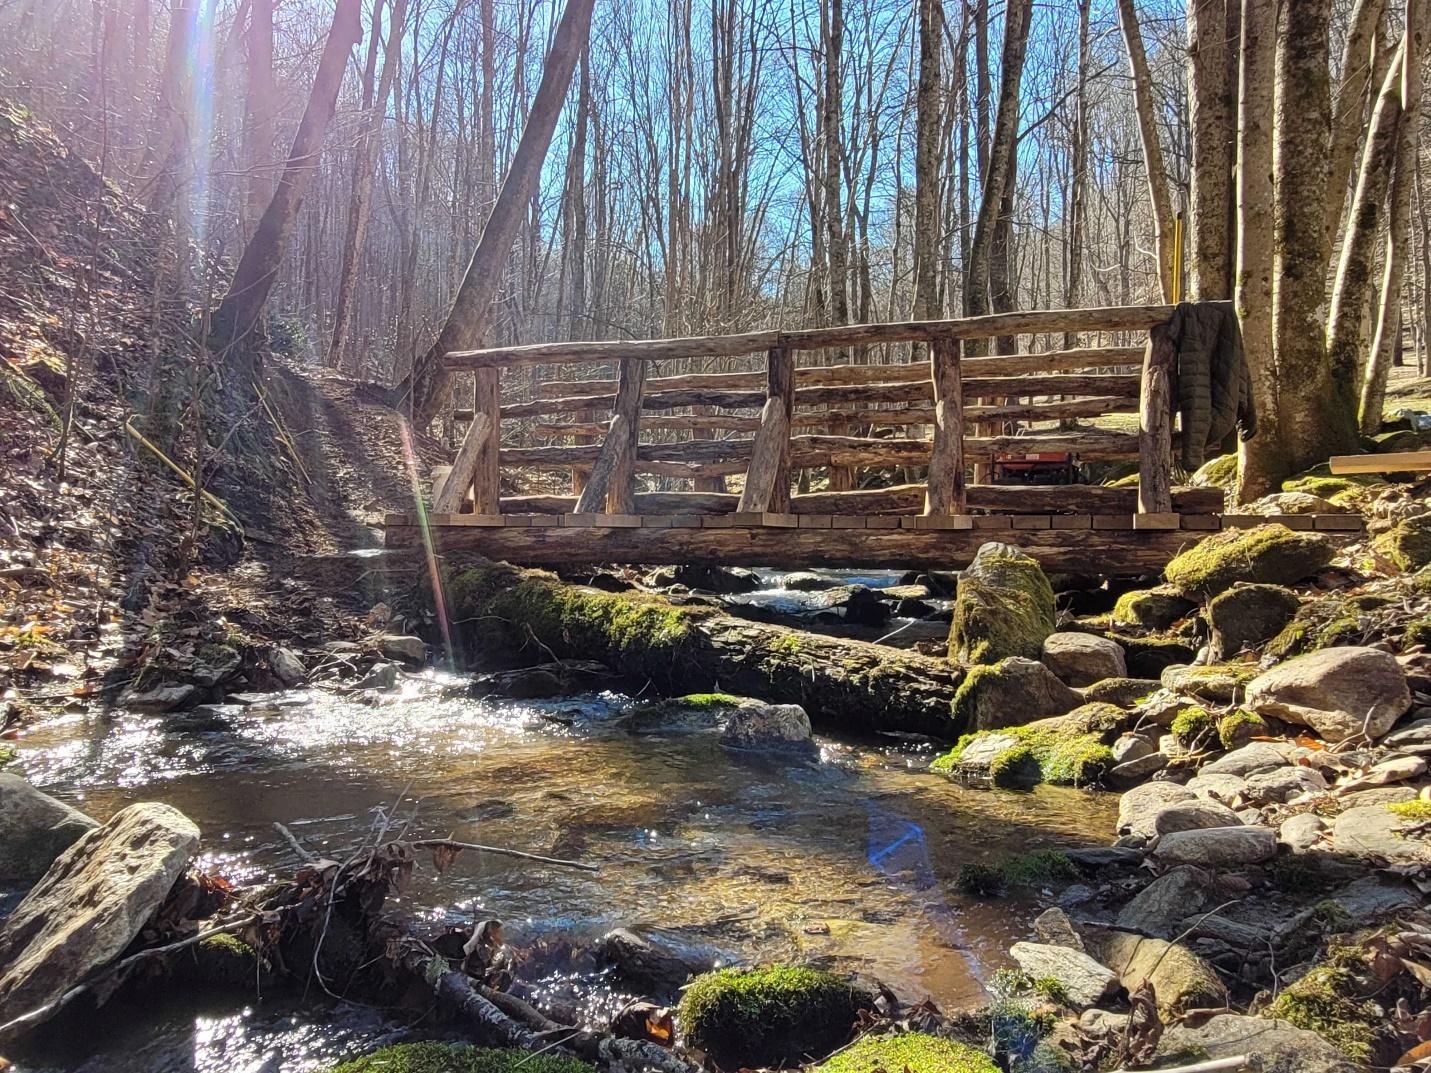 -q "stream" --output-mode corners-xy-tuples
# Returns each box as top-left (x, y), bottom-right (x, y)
(4, 578), (1117, 1072)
